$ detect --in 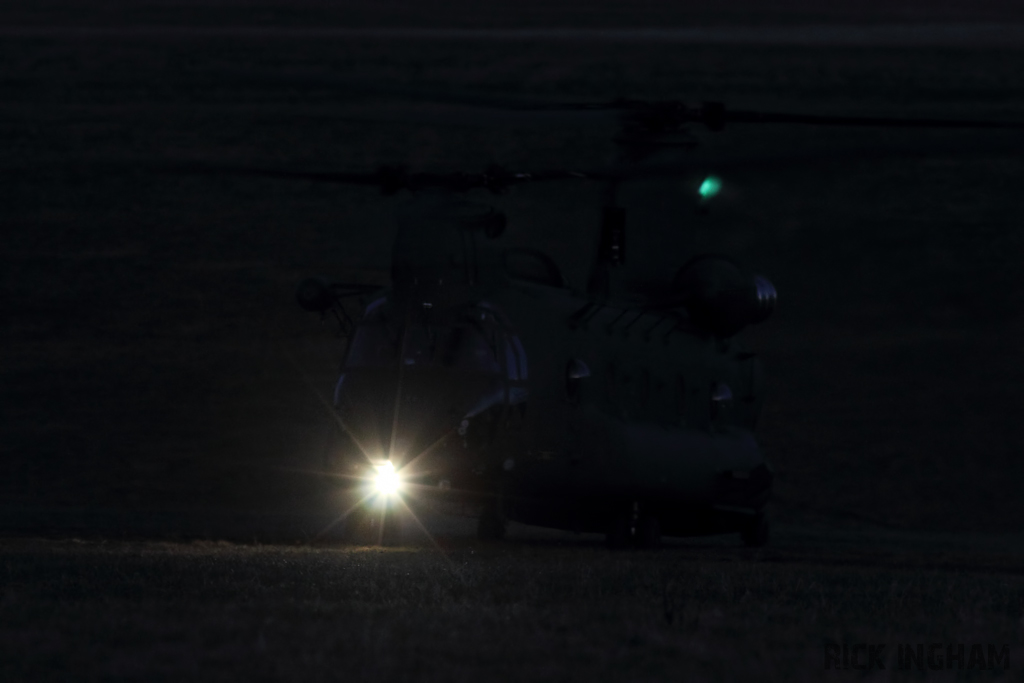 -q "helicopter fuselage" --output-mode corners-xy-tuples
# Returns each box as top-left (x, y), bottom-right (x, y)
(326, 271), (772, 541)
